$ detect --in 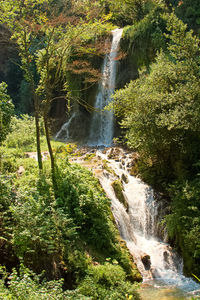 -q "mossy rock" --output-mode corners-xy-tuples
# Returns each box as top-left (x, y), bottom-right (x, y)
(111, 180), (128, 211)
(121, 173), (129, 184)
(102, 160), (116, 176)
(129, 262), (143, 282)
(130, 164), (139, 176)
(118, 238), (142, 282)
